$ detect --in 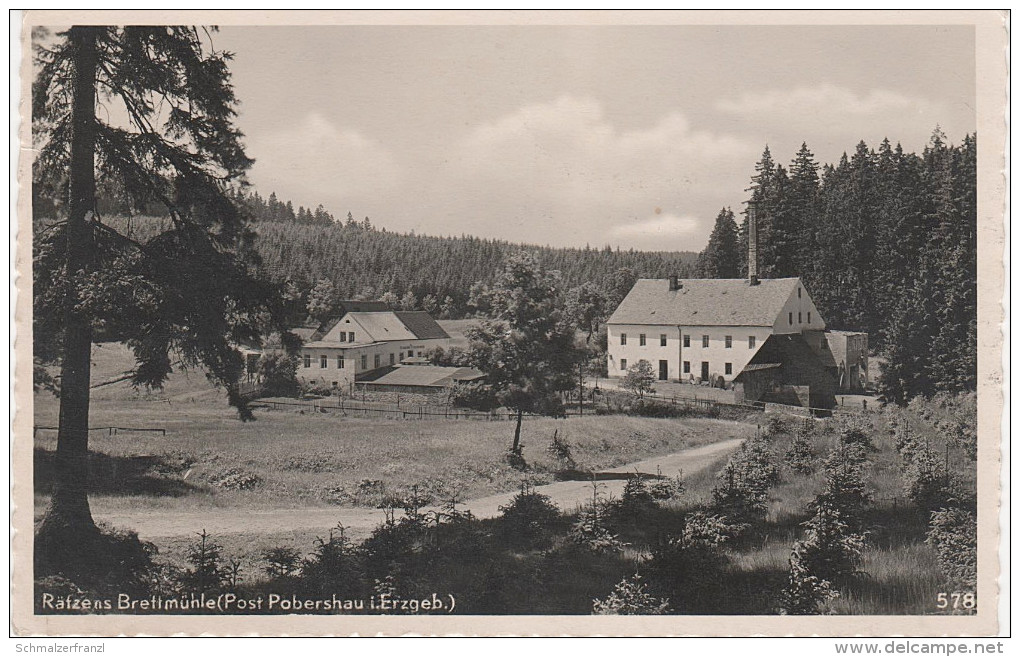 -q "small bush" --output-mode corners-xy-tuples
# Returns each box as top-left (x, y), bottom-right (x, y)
(927, 508), (977, 590)
(208, 467), (261, 491)
(262, 546), (302, 580)
(781, 549), (839, 615)
(592, 574), (670, 615)
(299, 523), (365, 597)
(814, 444), (873, 531)
(837, 413), (877, 452)
(763, 414), (790, 438)
(783, 431), (817, 475)
(903, 446), (971, 514)
(497, 482), (562, 550)
(646, 512), (730, 612)
(177, 530), (232, 594)
(648, 470), (685, 502)
(791, 504), (866, 585)
(546, 429), (576, 469)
